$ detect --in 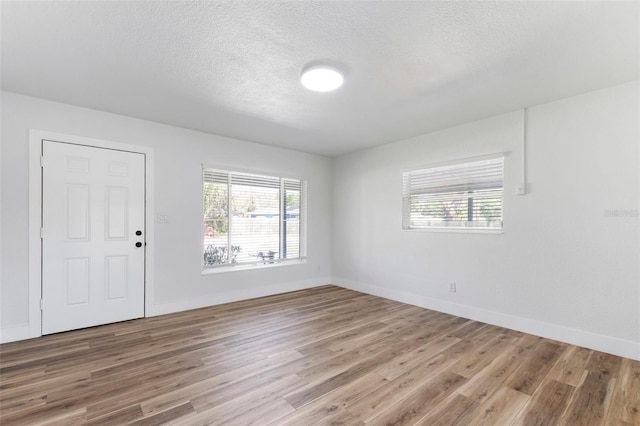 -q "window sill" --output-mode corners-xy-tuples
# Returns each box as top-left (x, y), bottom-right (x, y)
(201, 258), (307, 275)
(403, 227), (503, 235)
